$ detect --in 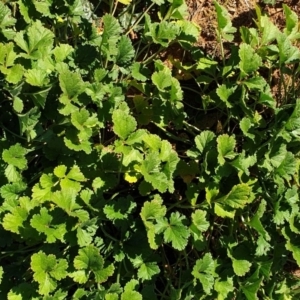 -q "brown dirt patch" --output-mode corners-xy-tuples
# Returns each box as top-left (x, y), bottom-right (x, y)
(186, 0), (300, 58)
